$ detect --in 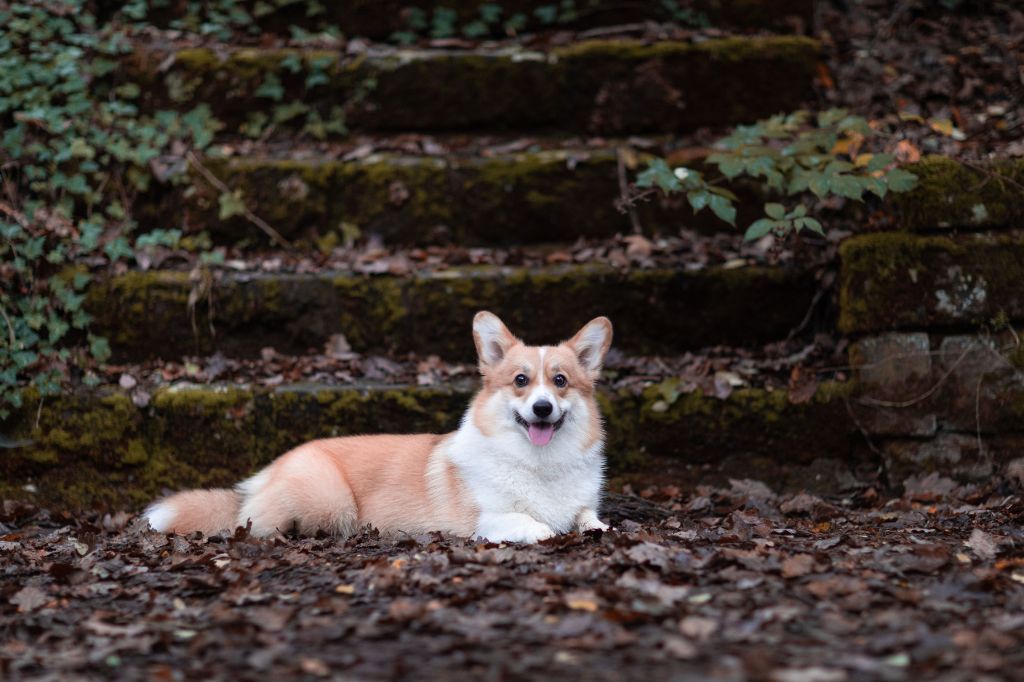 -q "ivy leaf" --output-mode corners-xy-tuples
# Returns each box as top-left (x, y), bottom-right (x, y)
(218, 190), (247, 220)
(765, 203), (786, 220)
(636, 159), (681, 194)
(104, 237), (134, 261)
(808, 174), (830, 198)
(866, 153), (894, 173)
(795, 217), (825, 236)
(255, 73), (285, 101)
(829, 174), (865, 200)
(709, 195), (736, 226)
(534, 5), (559, 23)
(744, 218), (776, 241)
(88, 335), (112, 363)
(480, 3), (503, 22)
(884, 168), (918, 192)
(686, 190), (710, 212)
(862, 176), (887, 199)
(715, 156), (745, 179)
(462, 20), (489, 38)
